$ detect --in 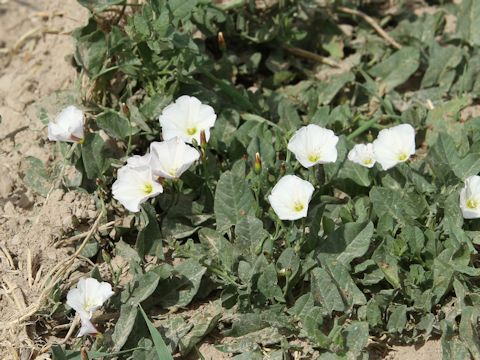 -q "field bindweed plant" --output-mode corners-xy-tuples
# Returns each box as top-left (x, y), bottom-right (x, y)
(32, 0), (480, 358)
